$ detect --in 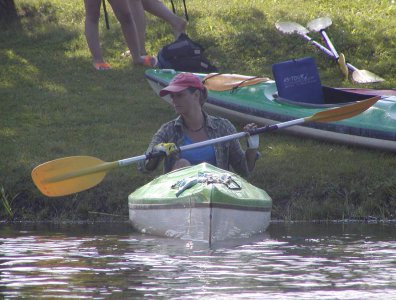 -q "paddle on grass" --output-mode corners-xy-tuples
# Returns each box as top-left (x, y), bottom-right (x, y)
(307, 17), (384, 84)
(306, 17), (349, 80)
(32, 96), (380, 197)
(275, 20), (385, 84)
